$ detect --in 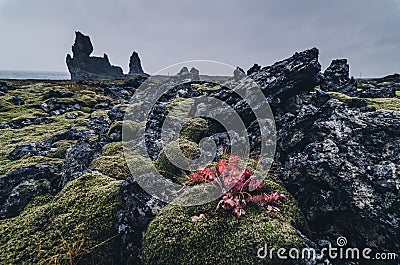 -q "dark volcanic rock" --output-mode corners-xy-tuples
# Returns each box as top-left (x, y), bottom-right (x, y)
(38, 97), (82, 116)
(174, 67), (200, 81)
(128, 51), (145, 75)
(66, 31), (124, 80)
(246, 50), (399, 254)
(0, 117), (53, 129)
(0, 81), (14, 93)
(189, 67), (200, 81)
(250, 48), (321, 105)
(61, 140), (103, 185)
(320, 59), (357, 94)
(233, 66), (246, 81)
(108, 107), (125, 122)
(44, 89), (75, 99)
(353, 84), (396, 98)
(116, 176), (164, 264)
(7, 129), (91, 160)
(247, 63), (261, 75)
(0, 165), (62, 219)
(88, 116), (111, 135)
(124, 75), (147, 89)
(7, 142), (49, 160)
(373, 73), (400, 83)
(12, 96), (25, 106)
